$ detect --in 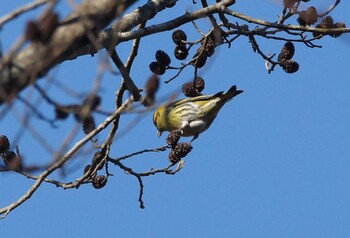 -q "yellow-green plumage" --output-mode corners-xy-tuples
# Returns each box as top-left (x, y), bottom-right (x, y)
(153, 85), (243, 140)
